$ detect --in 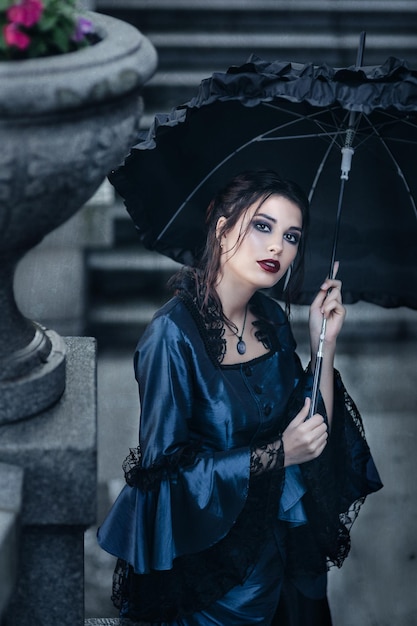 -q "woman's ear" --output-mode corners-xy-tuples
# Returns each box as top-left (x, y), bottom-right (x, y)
(215, 216), (227, 242)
